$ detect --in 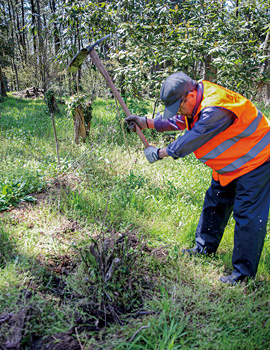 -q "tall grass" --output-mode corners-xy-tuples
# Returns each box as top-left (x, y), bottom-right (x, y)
(0, 95), (270, 349)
